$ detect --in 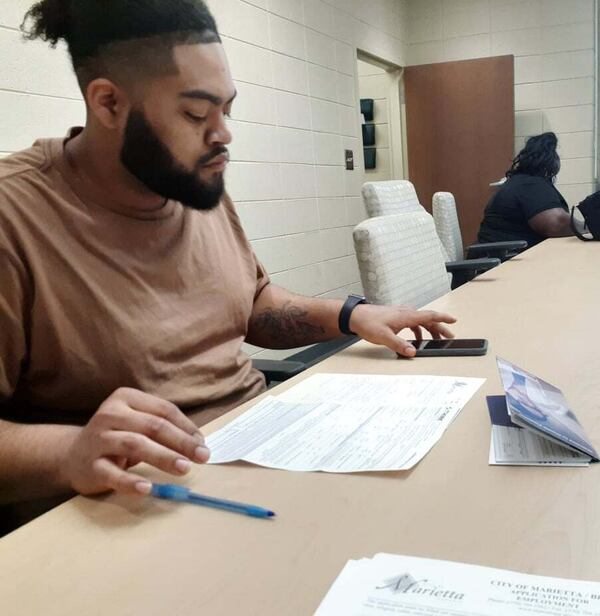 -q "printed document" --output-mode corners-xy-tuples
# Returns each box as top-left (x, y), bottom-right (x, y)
(486, 358), (598, 466)
(497, 357), (598, 460)
(487, 395), (590, 466)
(206, 374), (484, 473)
(314, 553), (600, 615)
